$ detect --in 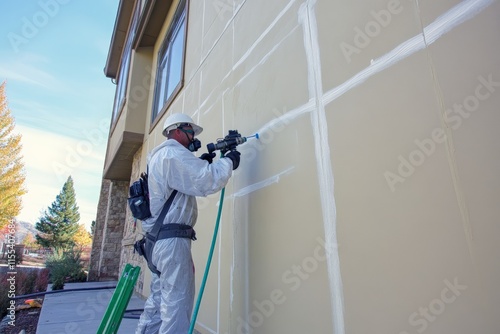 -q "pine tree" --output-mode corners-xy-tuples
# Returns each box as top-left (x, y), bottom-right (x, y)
(90, 220), (96, 236)
(35, 176), (81, 251)
(0, 81), (26, 229)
